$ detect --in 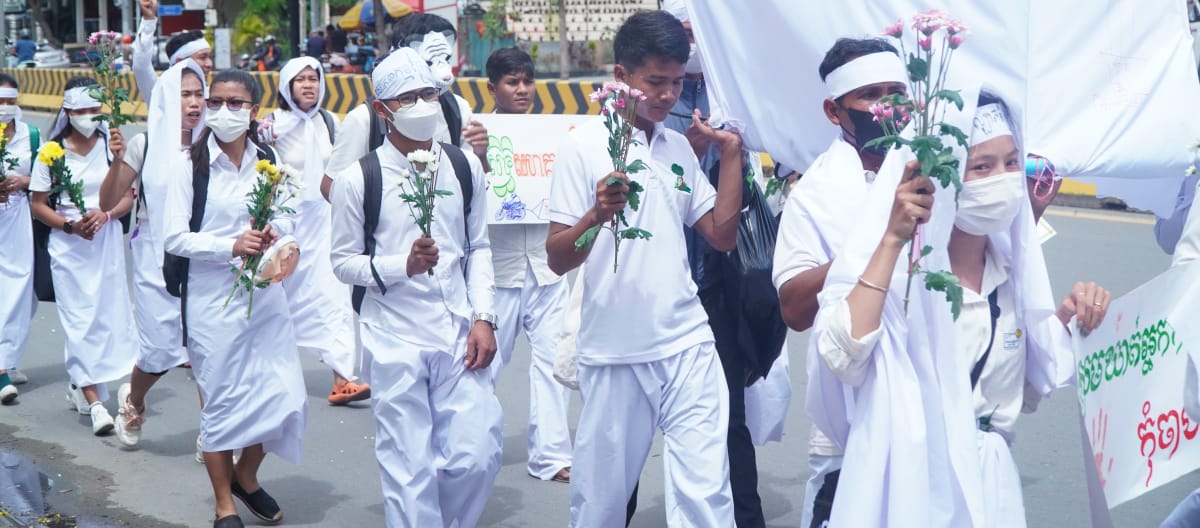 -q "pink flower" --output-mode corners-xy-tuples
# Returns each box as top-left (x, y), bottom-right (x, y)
(945, 19), (968, 35)
(629, 88), (644, 100)
(912, 9), (951, 35)
(615, 97), (626, 109)
(949, 33), (966, 49)
(883, 18), (904, 38)
(589, 89), (606, 102)
(918, 36), (932, 50)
